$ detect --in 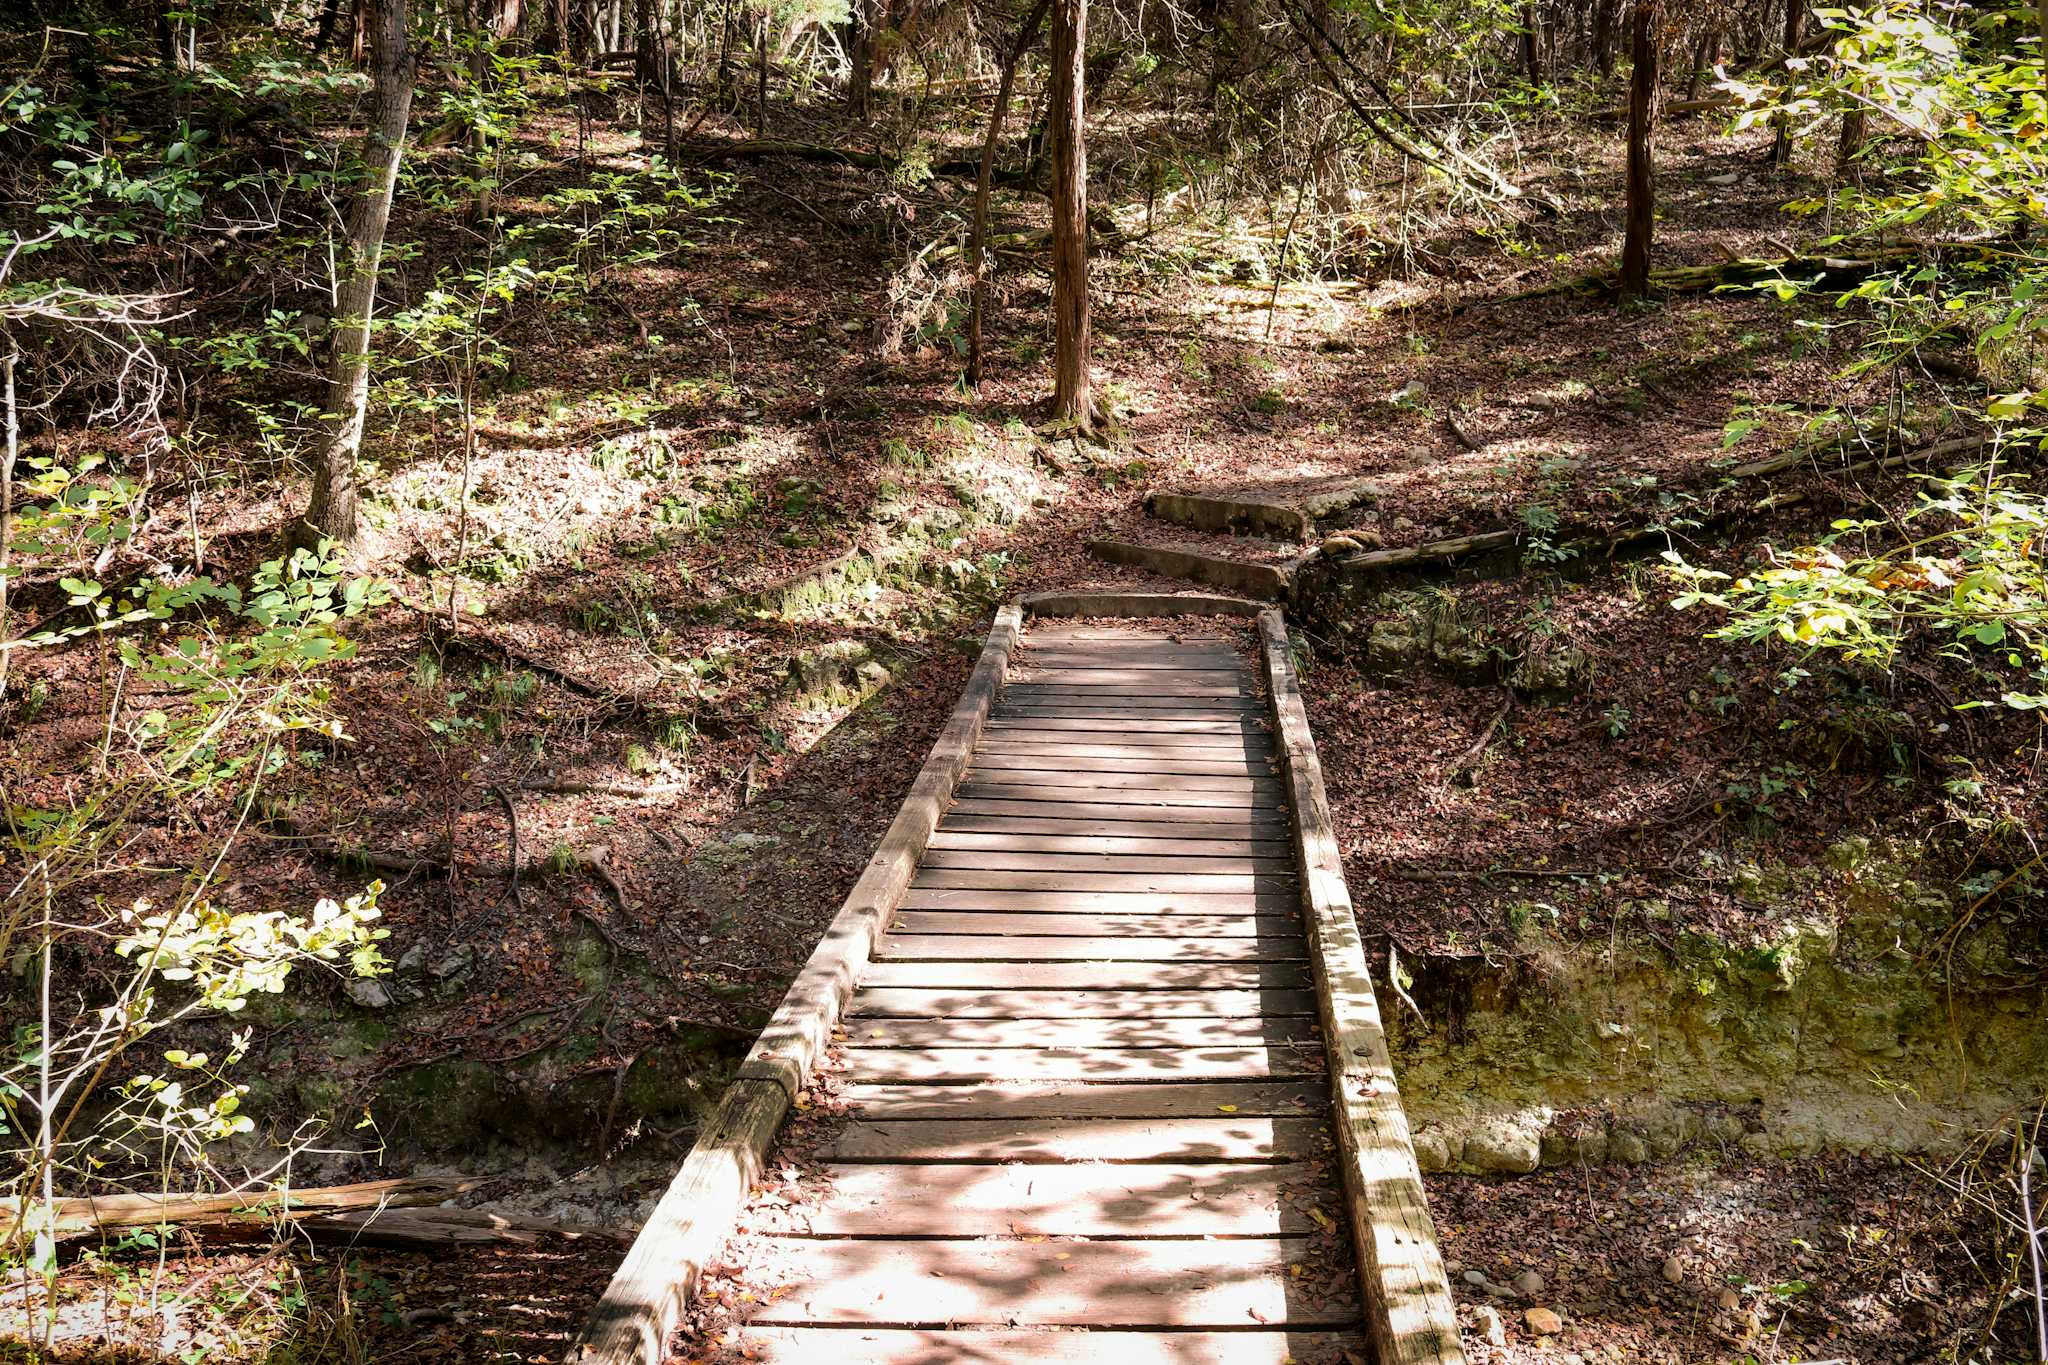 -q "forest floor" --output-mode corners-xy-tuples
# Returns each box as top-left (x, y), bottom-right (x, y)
(5, 86), (2040, 1364)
